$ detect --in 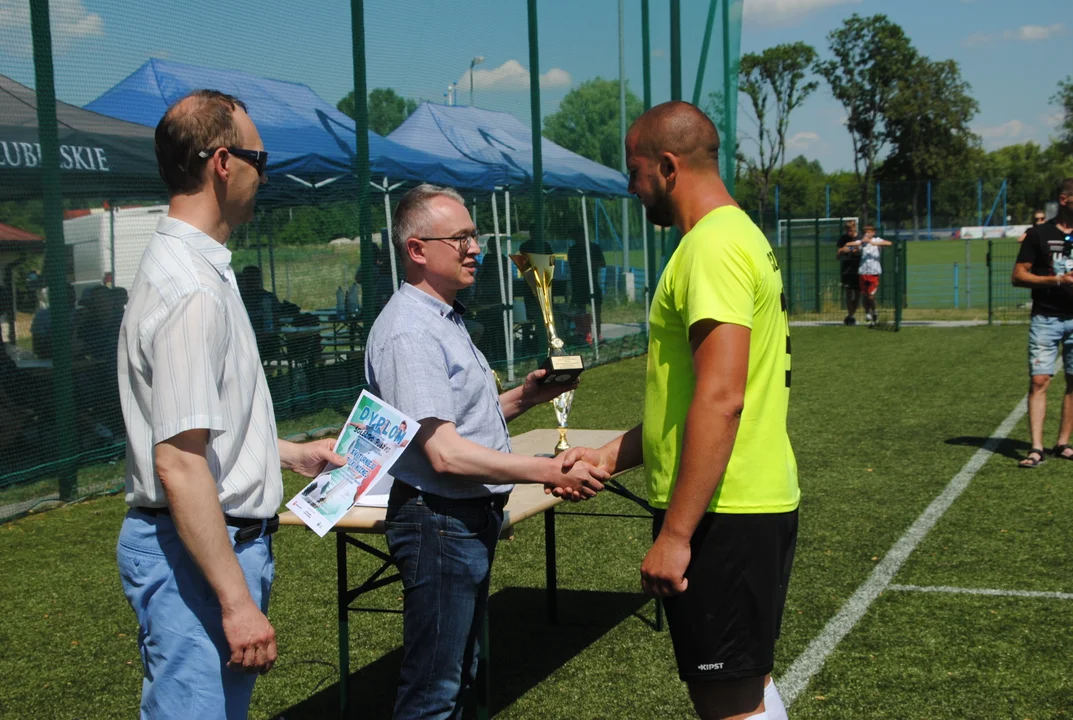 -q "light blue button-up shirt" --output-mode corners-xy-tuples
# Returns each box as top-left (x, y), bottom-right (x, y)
(365, 283), (512, 499)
